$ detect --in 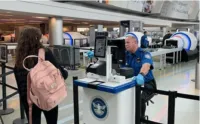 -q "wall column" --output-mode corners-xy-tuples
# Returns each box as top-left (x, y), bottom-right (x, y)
(89, 26), (95, 46)
(49, 17), (63, 45)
